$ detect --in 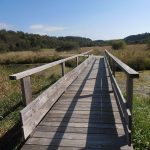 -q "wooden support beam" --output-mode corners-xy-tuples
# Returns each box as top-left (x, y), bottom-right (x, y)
(76, 56), (79, 66)
(126, 76), (133, 113)
(61, 62), (65, 76)
(112, 62), (116, 77)
(21, 76), (32, 106)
